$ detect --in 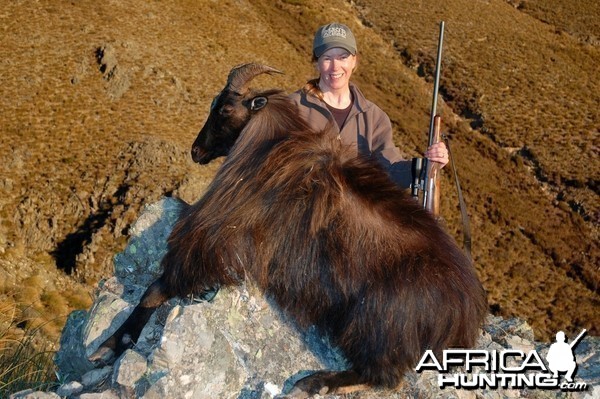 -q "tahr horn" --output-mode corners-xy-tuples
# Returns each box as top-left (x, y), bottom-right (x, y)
(226, 63), (283, 95)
